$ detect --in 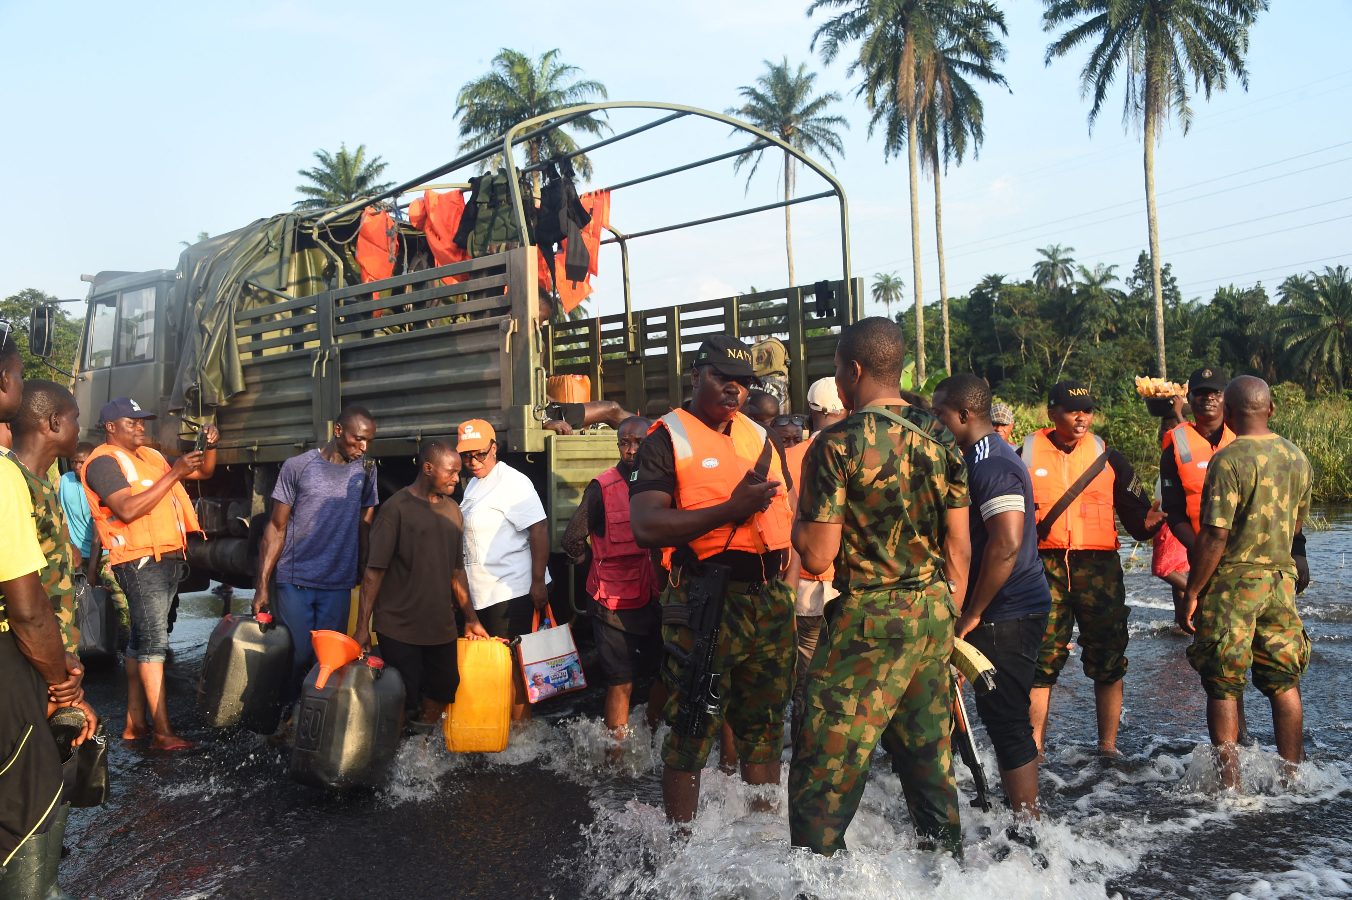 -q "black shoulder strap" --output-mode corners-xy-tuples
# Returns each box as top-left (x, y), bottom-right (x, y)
(1036, 450), (1111, 542)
